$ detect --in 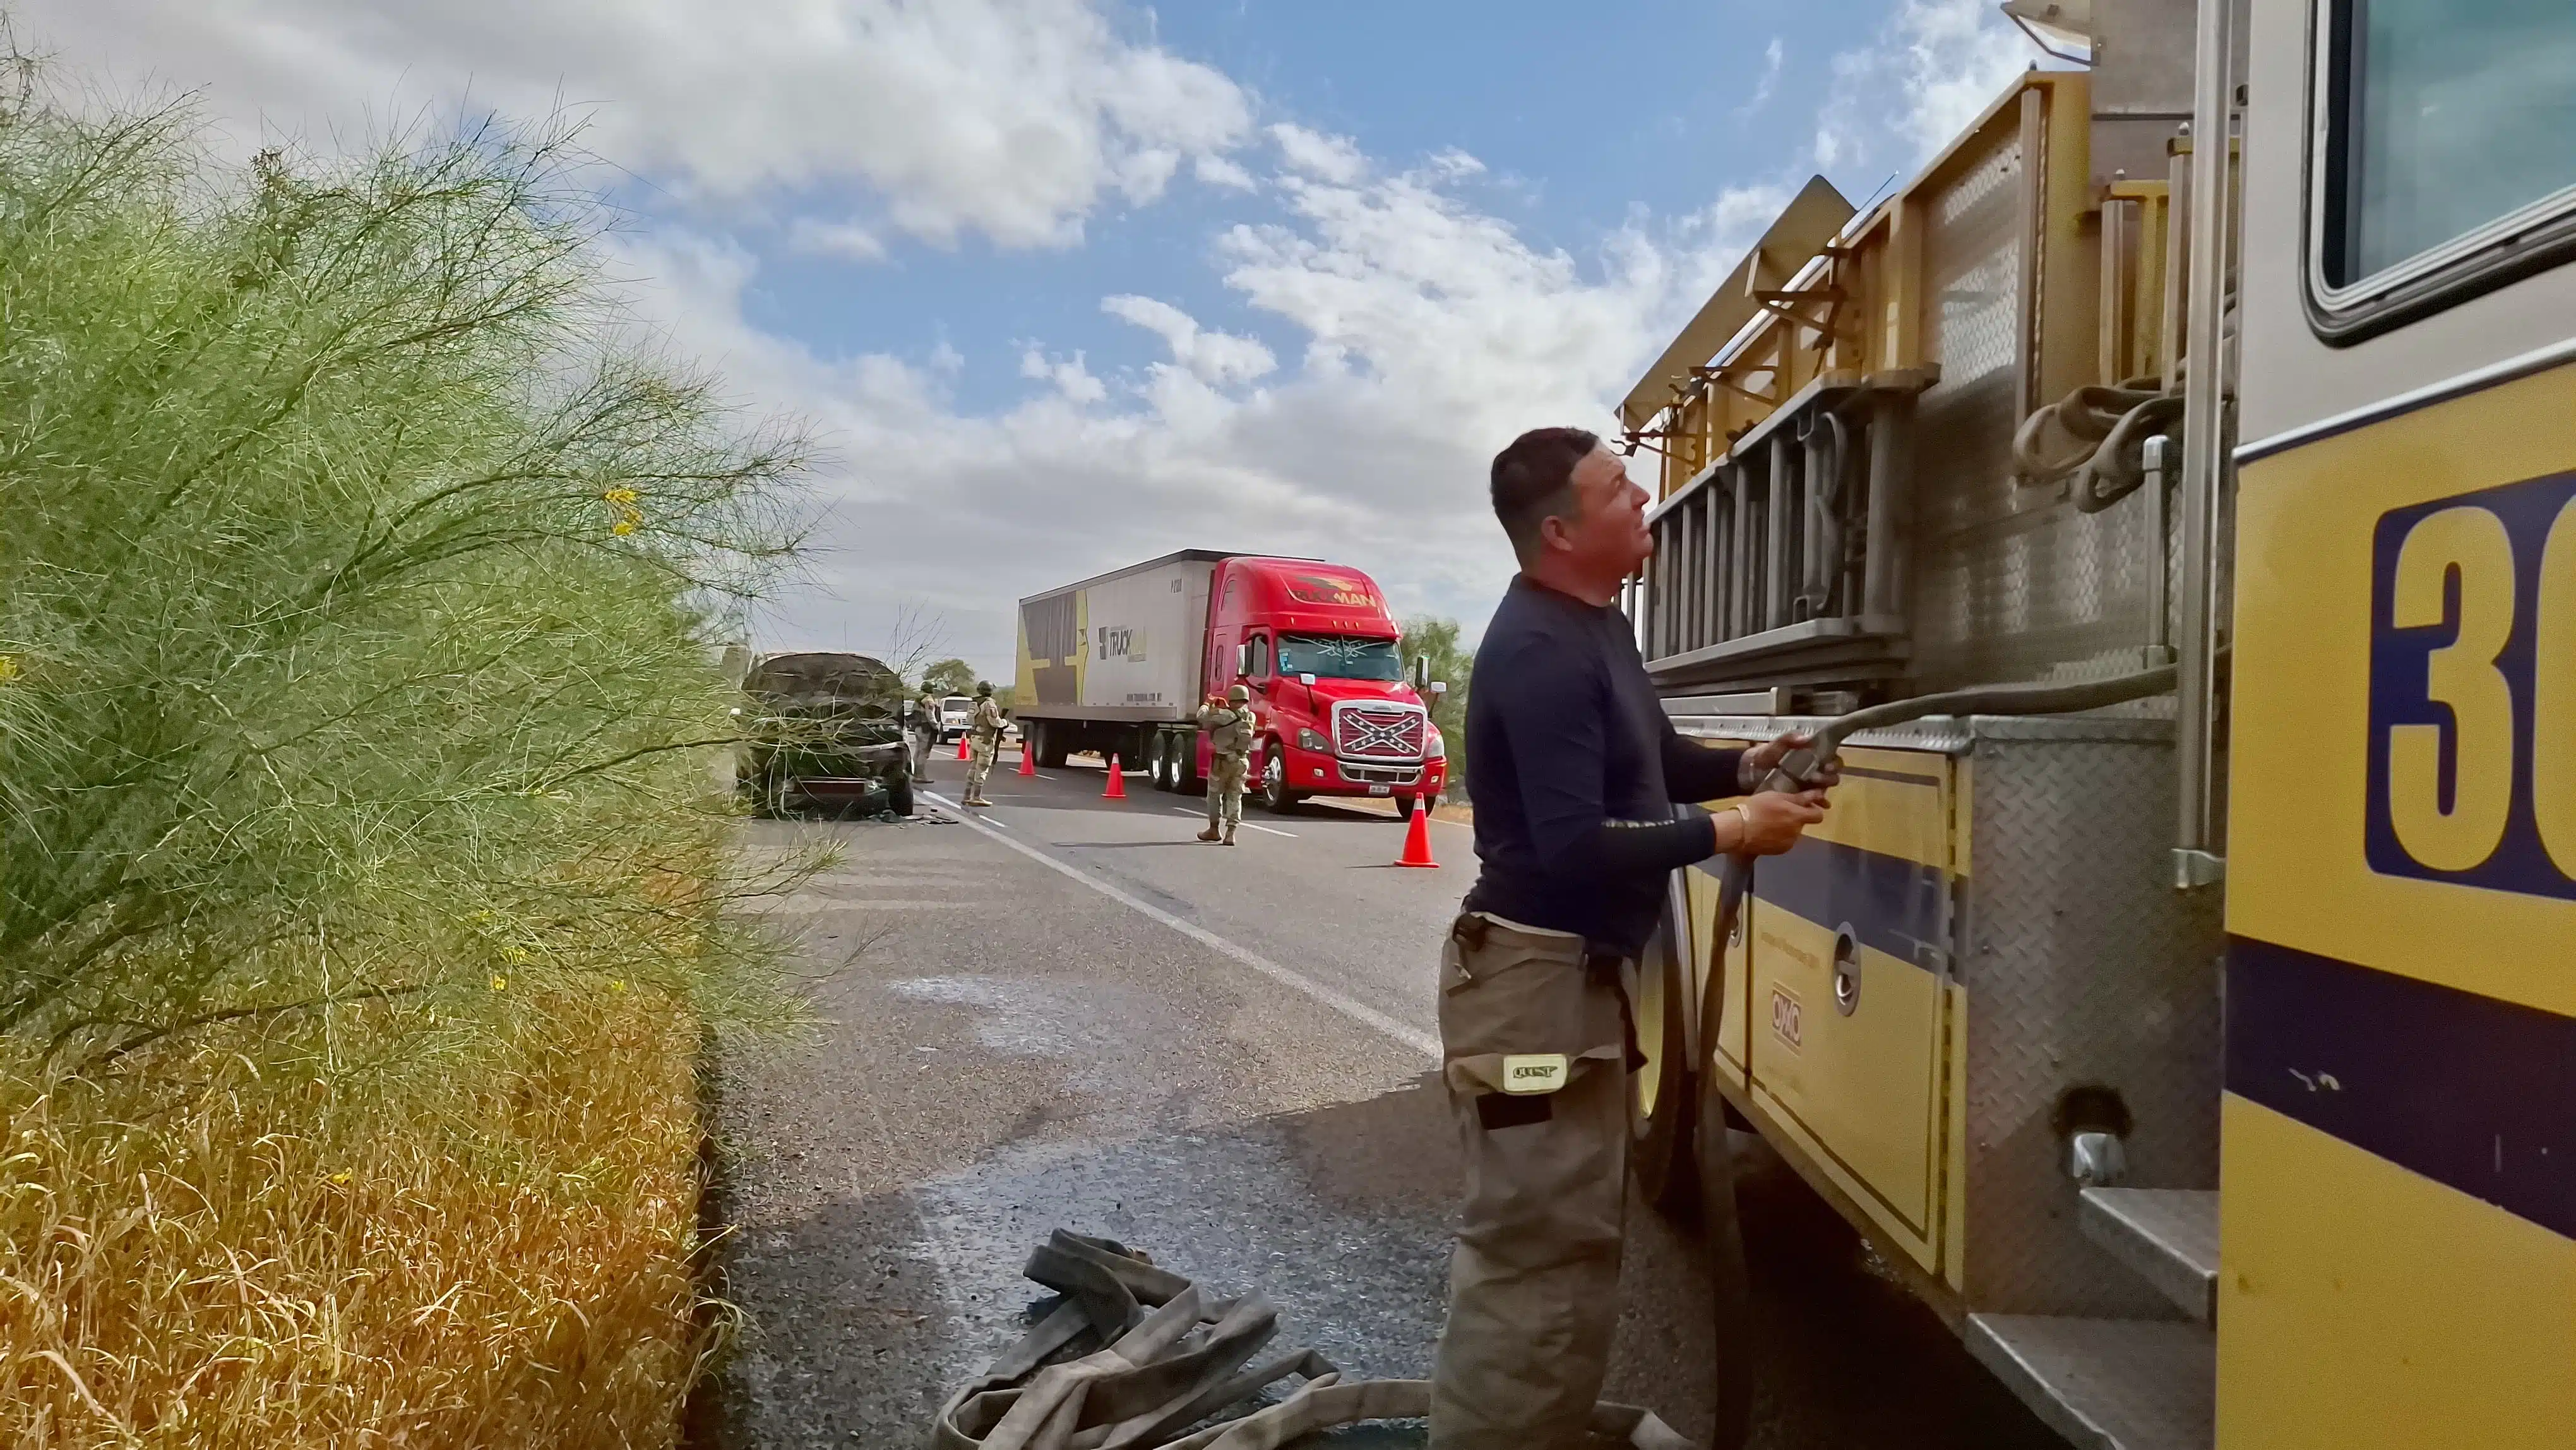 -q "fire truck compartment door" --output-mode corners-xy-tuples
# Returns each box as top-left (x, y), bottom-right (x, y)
(1744, 745), (1955, 1271)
